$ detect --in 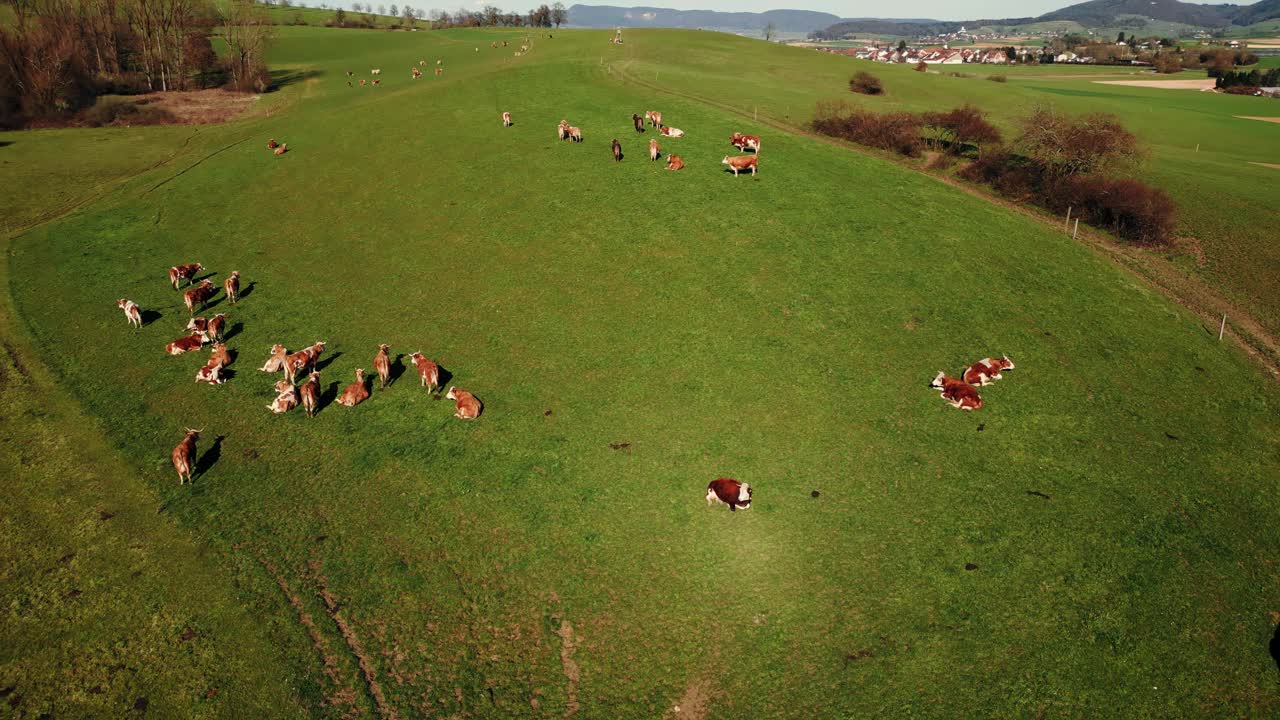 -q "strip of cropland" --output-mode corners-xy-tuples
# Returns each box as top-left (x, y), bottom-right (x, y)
(2, 26), (1279, 718)
(611, 30), (1280, 349)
